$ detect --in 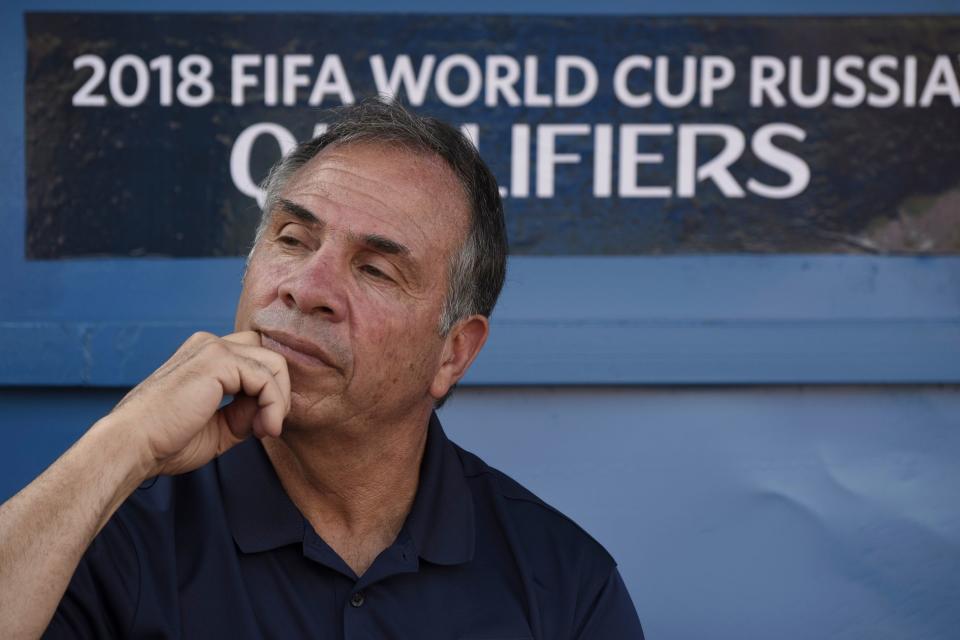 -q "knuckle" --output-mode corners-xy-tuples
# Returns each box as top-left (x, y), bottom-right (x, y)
(199, 339), (231, 359)
(242, 353), (268, 369)
(176, 331), (216, 358)
(185, 330), (214, 346)
(239, 355), (273, 382)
